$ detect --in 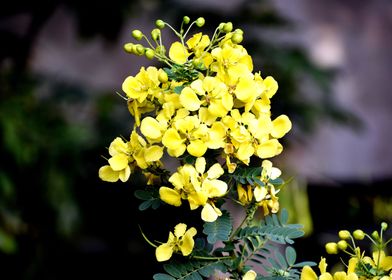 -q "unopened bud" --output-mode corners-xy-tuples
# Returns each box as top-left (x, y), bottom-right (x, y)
(183, 16), (190, 24)
(222, 22), (233, 33)
(337, 240), (348, 251)
(381, 222), (388, 231)
(231, 33), (243, 44)
(132, 30), (143, 40)
(135, 44), (145, 55)
(124, 43), (134, 53)
(144, 48), (155, 60)
(325, 242), (339, 254)
(158, 70), (168, 83)
(155, 19), (165, 29)
(353, 229), (365, 240)
(151, 29), (161, 41)
(371, 230), (380, 241)
(195, 17), (205, 27)
(338, 230), (351, 240)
